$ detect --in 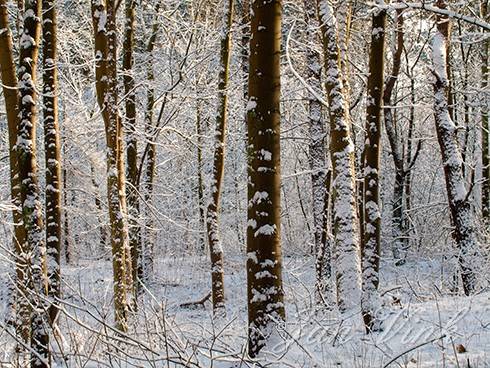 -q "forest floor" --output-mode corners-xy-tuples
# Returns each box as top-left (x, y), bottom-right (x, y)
(1, 252), (490, 367)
